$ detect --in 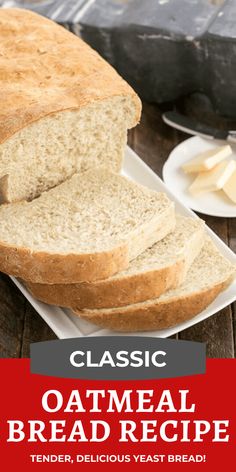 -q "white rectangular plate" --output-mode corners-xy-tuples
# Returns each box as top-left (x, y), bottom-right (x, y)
(11, 146), (236, 339)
